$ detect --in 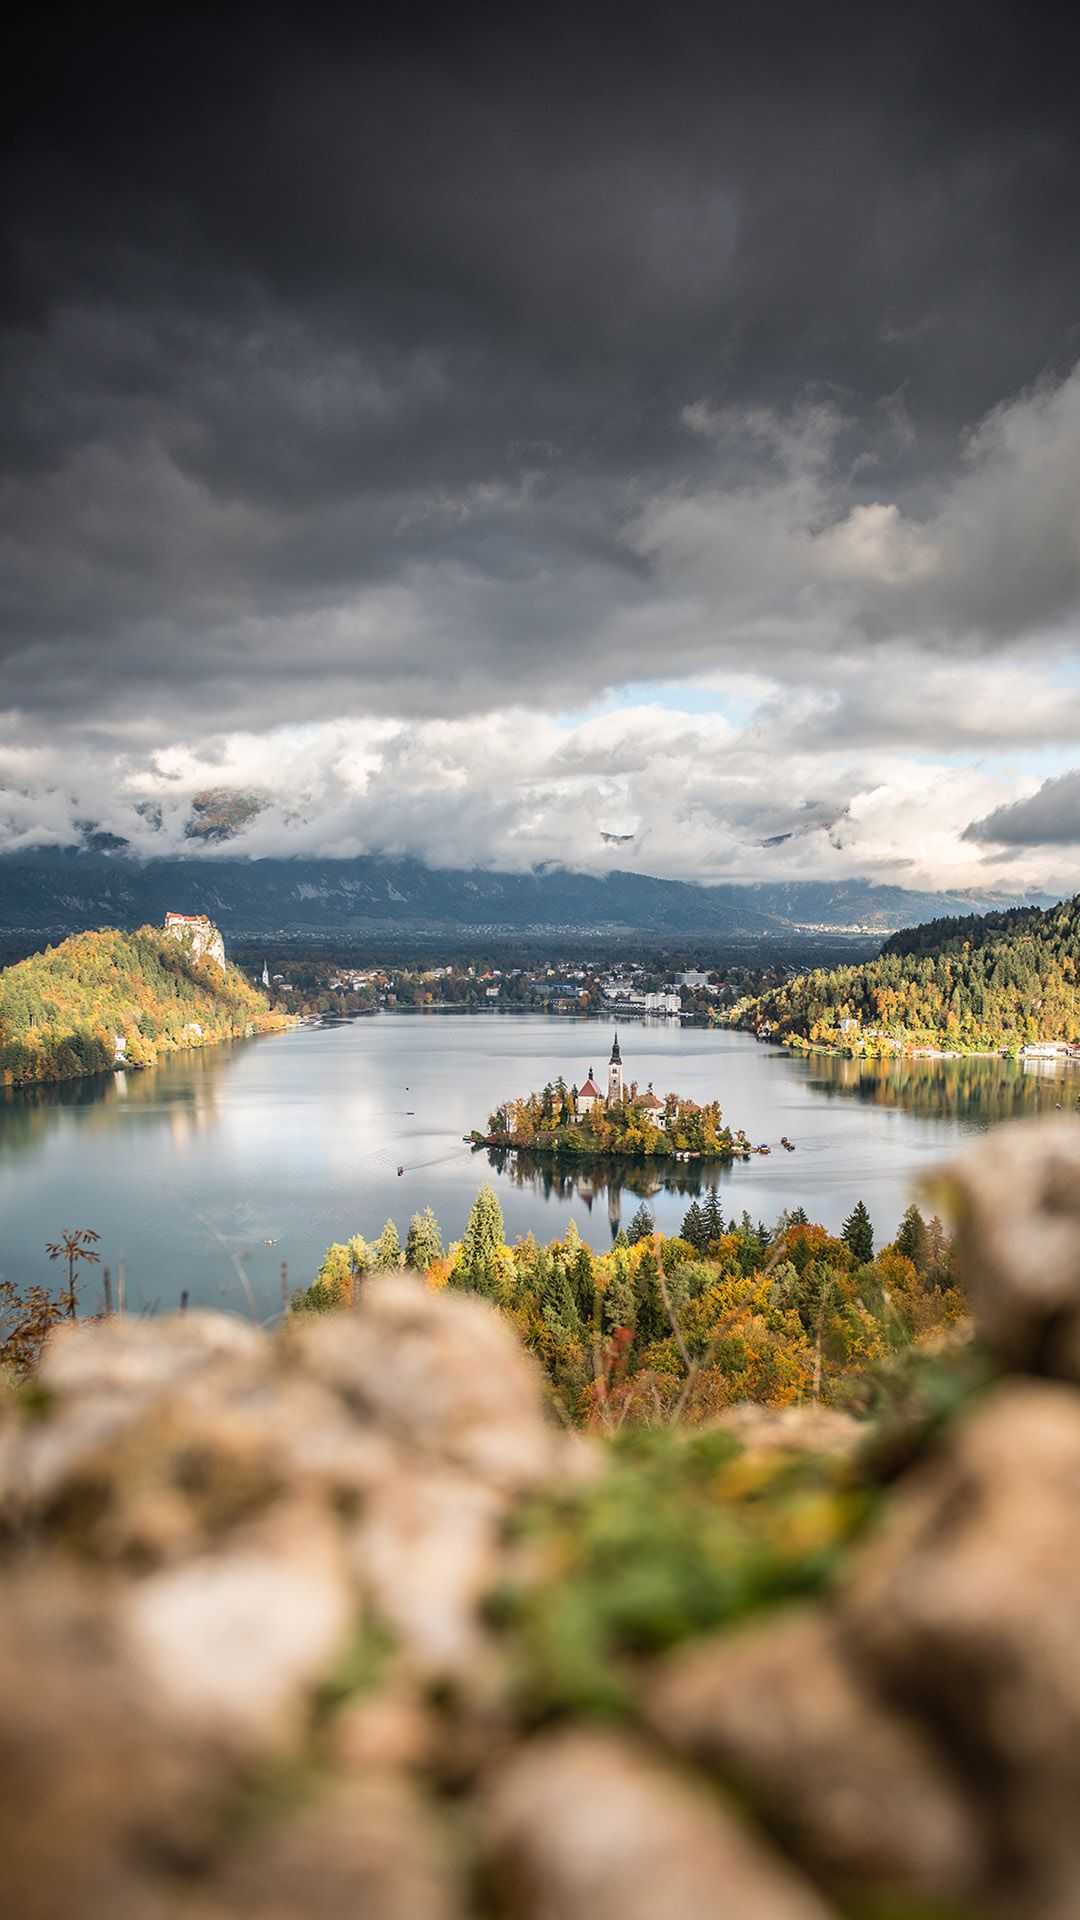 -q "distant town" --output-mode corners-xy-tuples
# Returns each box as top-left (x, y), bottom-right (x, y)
(242, 952), (778, 1021)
